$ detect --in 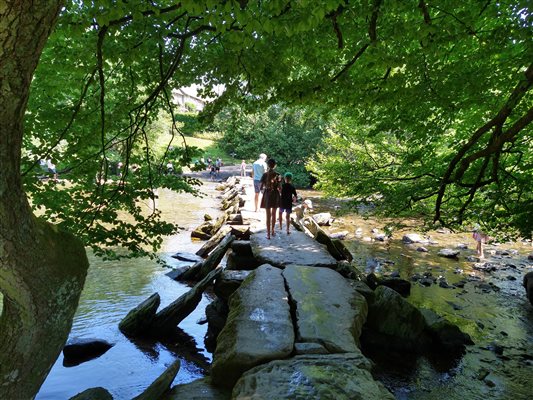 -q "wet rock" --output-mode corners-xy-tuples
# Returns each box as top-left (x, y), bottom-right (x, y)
(162, 377), (230, 400)
(379, 277), (411, 297)
(438, 248), (460, 259)
(456, 243), (469, 249)
(476, 282), (500, 293)
(476, 368), (490, 380)
(420, 308), (474, 351)
(373, 233), (387, 241)
(528, 253), (533, 261)
(225, 252), (262, 270)
(232, 353), (394, 400)
(204, 214), (213, 221)
(364, 286), (430, 352)
(63, 339), (114, 367)
(165, 266), (192, 281)
(119, 293), (161, 337)
(454, 280), (466, 288)
(417, 246), (428, 252)
(506, 275), (517, 281)
(362, 236), (373, 242)
(211, 265), (294, 388)
(330, 231), (349, 239)
(350, 281), (375, 302)
(283, 265), (368, 352)
(133, 360), (180, 400)
(214, 270), (251, 301)
(331, 239), (353, 262)
(419, 277), (435, 287)
(487, 342), (504, 355)
(438, 278), (452, 288)
(171, 252), (203, 263)
(446, 301), (463, 311)
(355, 228), (363, 235)
(366, 272), (380, 290)
(312, 212), (334, 226)
(466, 256), (480, 262)
(332, 260), (363, 280)
(230, 240), (254, 257)
(402, 233), (426, 244)
(473, 262), (498, 272)
(205, 298), (229, 353)
(69, 388), (113, 400)
(523, 271), (533, 305)
(294, 342), (329, 355)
